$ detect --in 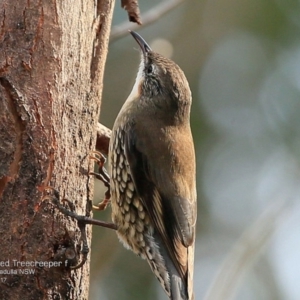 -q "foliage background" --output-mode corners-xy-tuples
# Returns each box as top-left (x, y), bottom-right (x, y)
(90, 0), (300, 299)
